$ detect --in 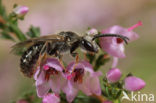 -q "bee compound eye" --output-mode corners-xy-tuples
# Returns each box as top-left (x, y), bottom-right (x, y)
(81, 40), (95, 52)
